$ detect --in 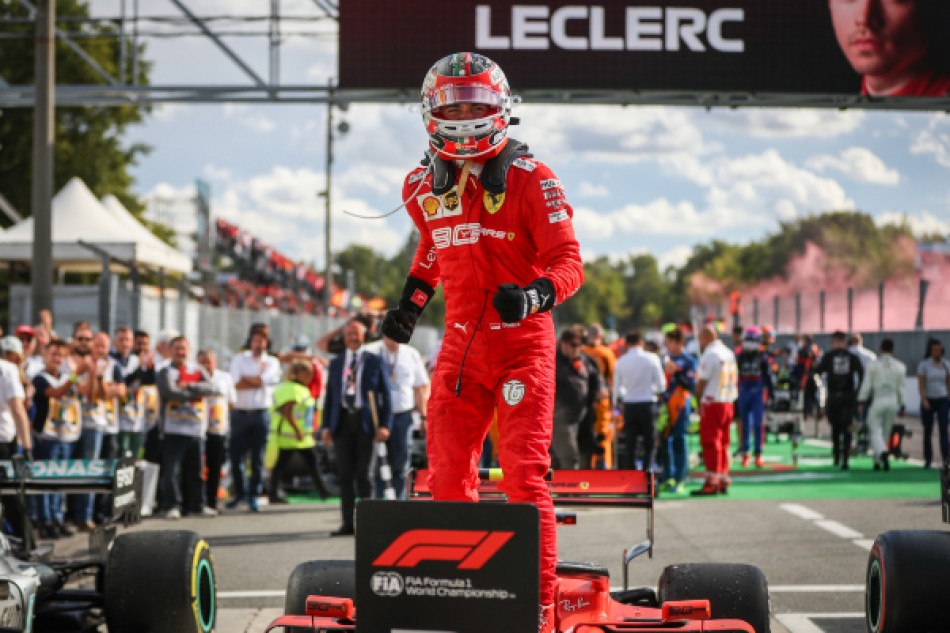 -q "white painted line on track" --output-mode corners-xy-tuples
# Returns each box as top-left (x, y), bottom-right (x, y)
(769, 584), (863, 593)
(779, 503), (825, 521)
(219, 590), (286, 599)
(775, 614), (824, 633)
(815, 519), (864, 539)
(780, 503), (870, 551)
(777, 613), (864, 633)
